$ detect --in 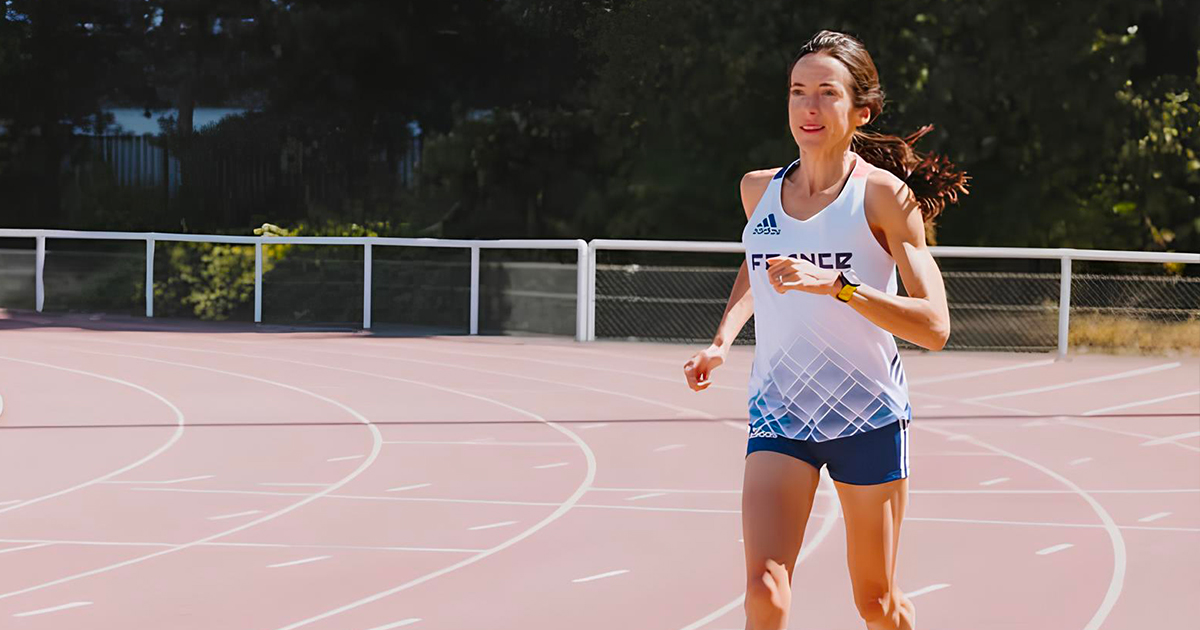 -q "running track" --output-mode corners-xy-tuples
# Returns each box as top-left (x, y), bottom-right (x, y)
(0, 311), (1197, 629)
